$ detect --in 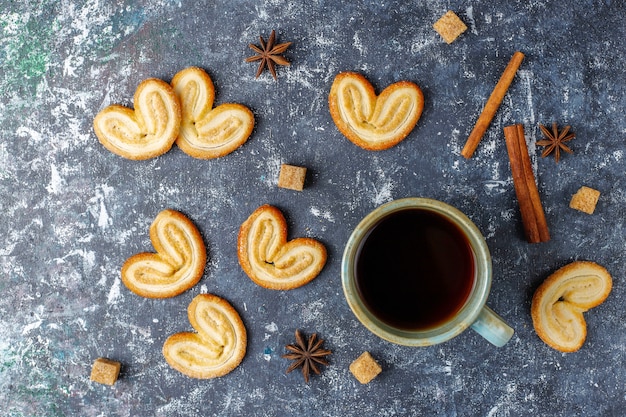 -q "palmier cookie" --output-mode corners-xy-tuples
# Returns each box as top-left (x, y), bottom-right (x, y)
(238, 205), (327, 290)
(171, 67), (255, 159)
(121, 209), (206, 298)
(163, 293), (247, 379)
(93, 78), (181, 160)
(531, 261), (612, 352)
(328, 72), (424, 151)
